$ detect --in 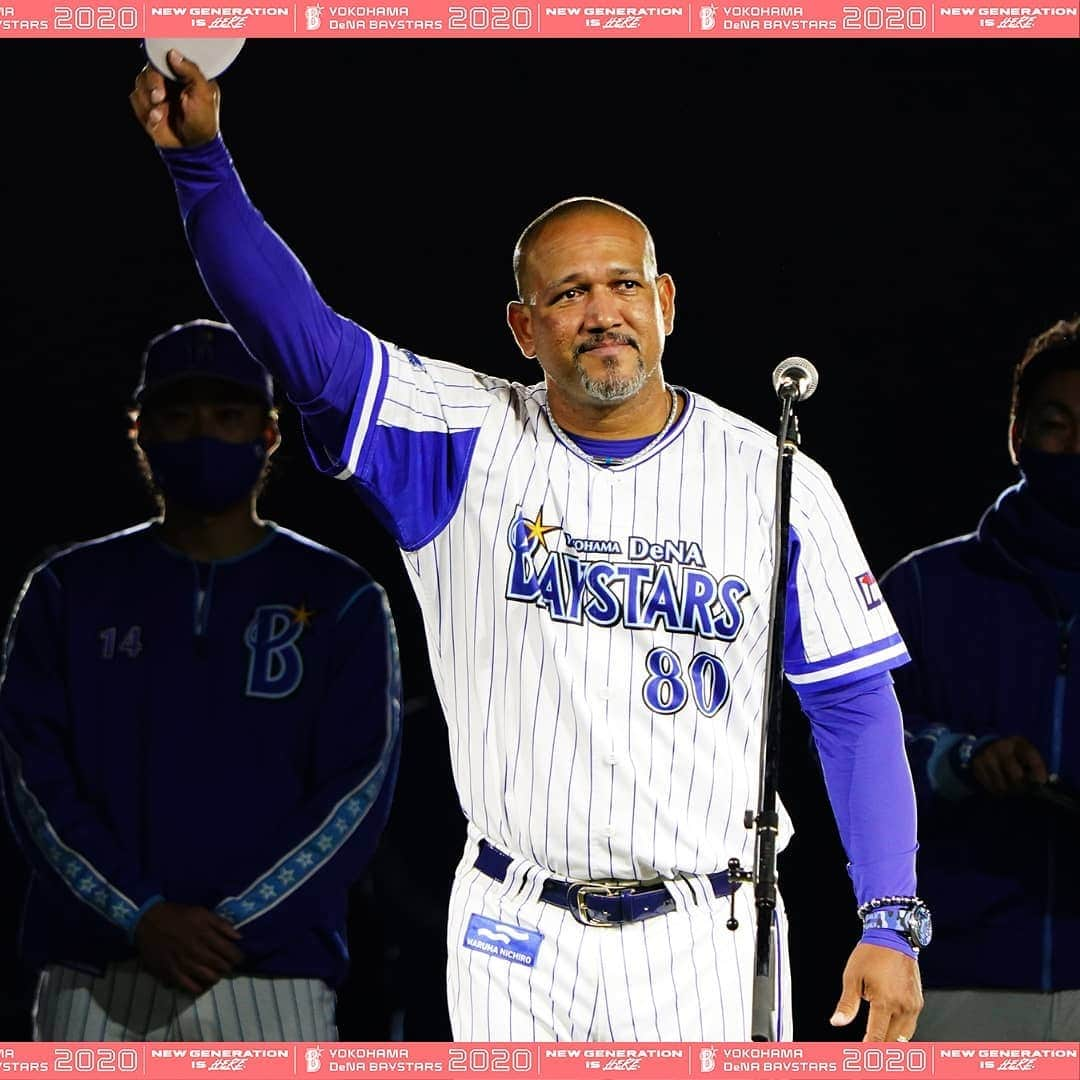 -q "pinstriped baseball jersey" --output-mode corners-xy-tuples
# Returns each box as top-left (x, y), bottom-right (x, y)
(299, 327), (910, 882)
